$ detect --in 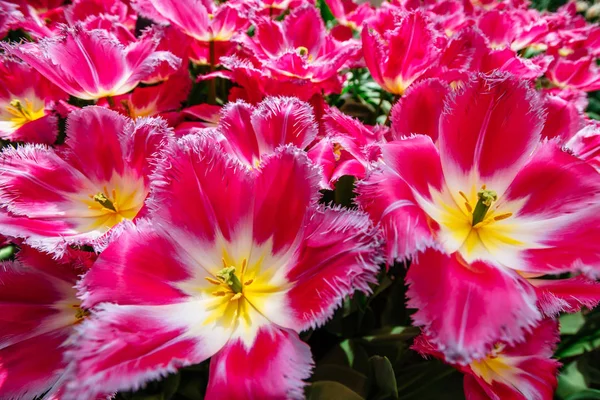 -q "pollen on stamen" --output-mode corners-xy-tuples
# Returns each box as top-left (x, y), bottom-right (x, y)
(213, 290), (227, 296)
(240, 258), (247, 276)
(244, 279), (254, 286)
(458, 191), (473, 213)
(230, 293), (243, 302)
(205, 276), (222, 285)
(493, 212), (513, 222)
